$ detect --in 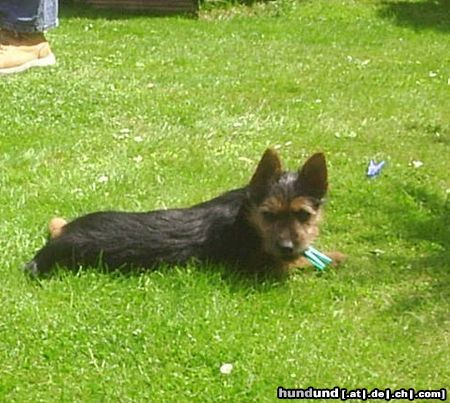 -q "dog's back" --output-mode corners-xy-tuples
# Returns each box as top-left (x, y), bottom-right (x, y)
(25, 188), (250, 275)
